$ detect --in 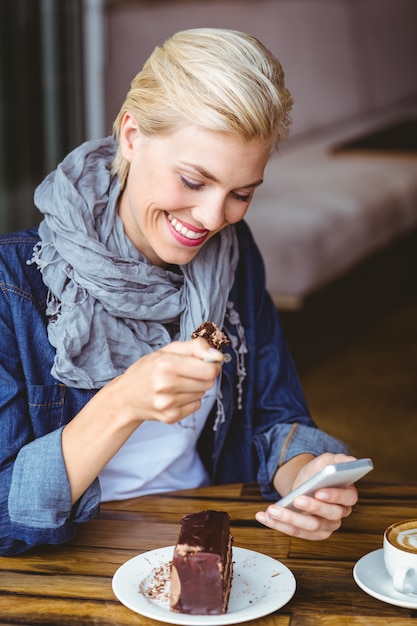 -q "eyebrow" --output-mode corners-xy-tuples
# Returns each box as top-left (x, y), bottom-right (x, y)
(181, 163), (264, 189)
